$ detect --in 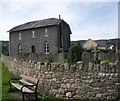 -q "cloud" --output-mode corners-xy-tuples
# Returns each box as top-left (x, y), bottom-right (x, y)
(0, 1), (118, 41)
(70, 2), (118, 40)
(0, 1), (73, 40)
